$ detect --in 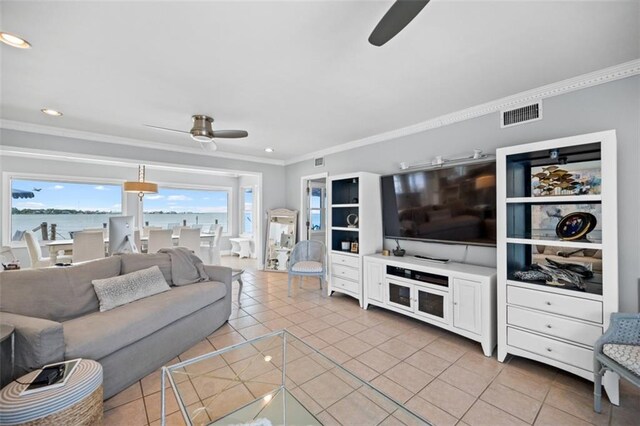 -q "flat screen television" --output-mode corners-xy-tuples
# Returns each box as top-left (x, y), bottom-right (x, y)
(381, 161), (497, 246)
